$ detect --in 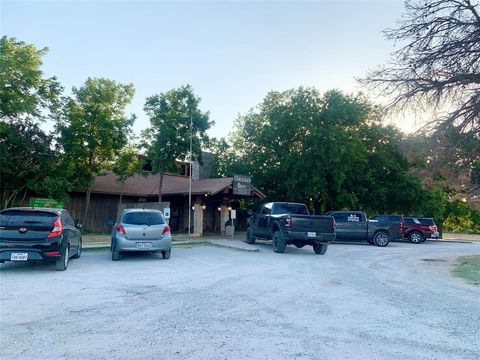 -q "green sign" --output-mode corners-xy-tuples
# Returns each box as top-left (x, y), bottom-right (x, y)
(28, 197), (64, 209)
